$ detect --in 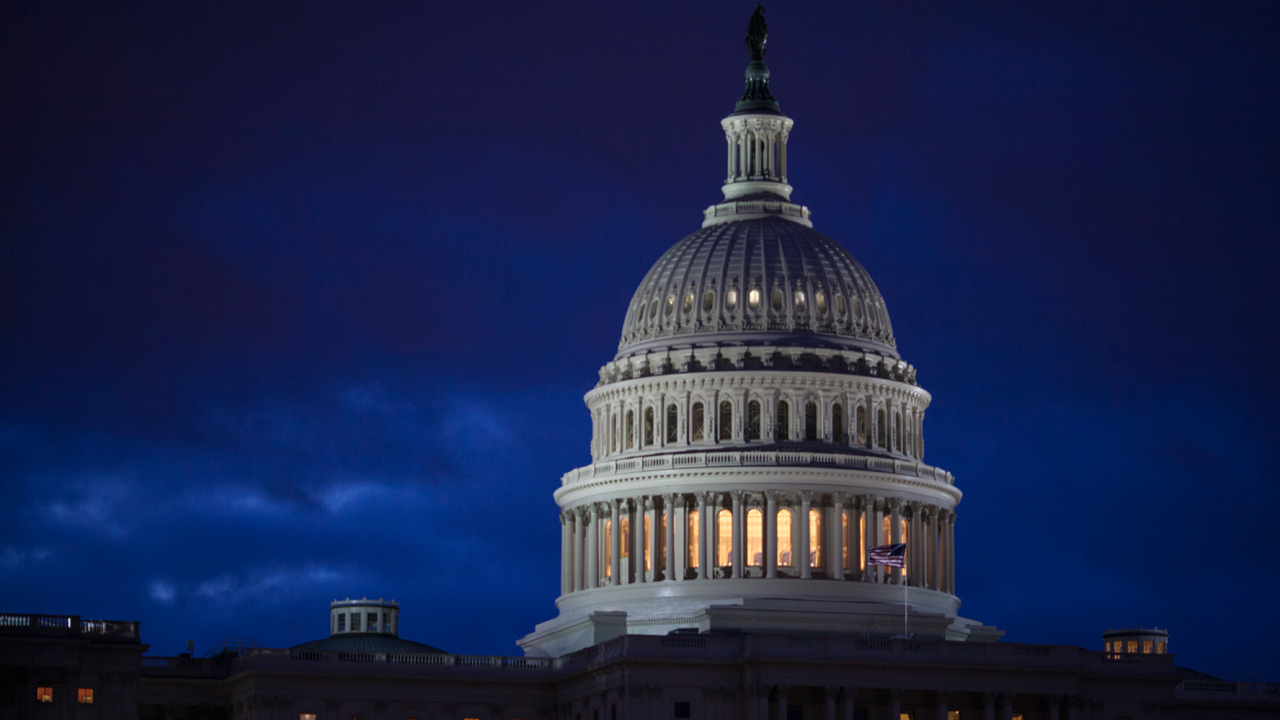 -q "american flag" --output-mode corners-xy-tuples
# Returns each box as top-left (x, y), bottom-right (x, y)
(867, 543), (907, 567)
